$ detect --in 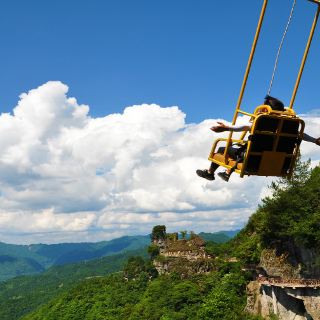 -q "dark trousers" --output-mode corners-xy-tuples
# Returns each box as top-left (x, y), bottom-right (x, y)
(210, 146), (245, 173)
